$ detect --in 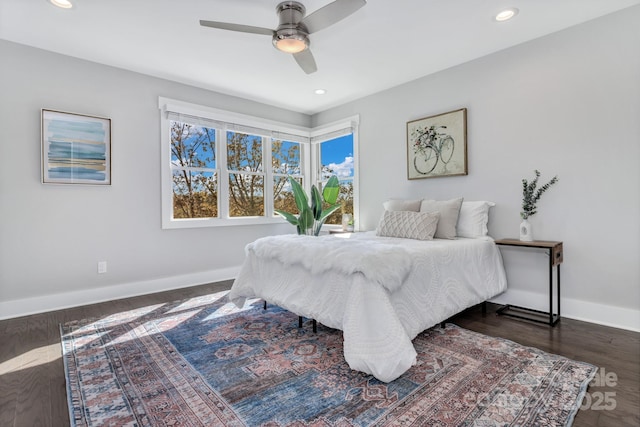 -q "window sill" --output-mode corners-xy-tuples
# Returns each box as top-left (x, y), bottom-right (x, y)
(162, 216), (286, 230)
